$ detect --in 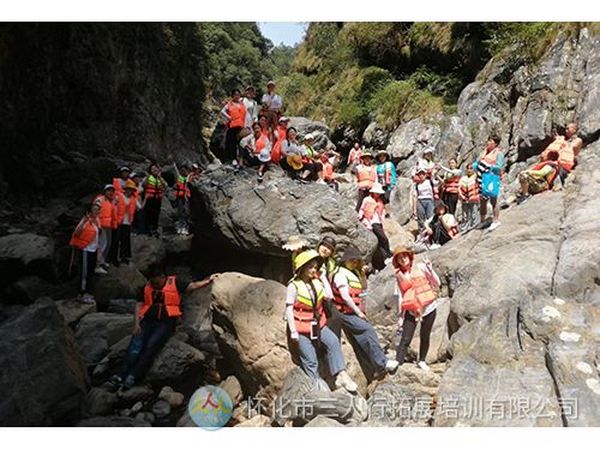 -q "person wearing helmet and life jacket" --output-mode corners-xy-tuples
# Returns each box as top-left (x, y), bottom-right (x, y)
(516, 150), (561, 205)
(108, 179), (140, 266)
(109, 263), (220, 390)
(220, 88), (247, 164)
(540, 123), (583, 186)
(112, 166), (132, 194)
(239, 122), (272, 183)
(458, 163), (480, 230)
(70, 202), (102, 304)
(142, 163), (167, 237)
(355, 151), (377, 212)
(474, 134), (505, 232)
(331, 246), (399, 379)
(392, 246), (441, 371)
(375, 150), (397, 217)
(437, 158), (461, 216)
(359, 183), (393, 264)
(425, 202), (460, 248)
(93, 184), (118, 274)
(286, 250), (358, 392)
(411, 168), (435, 232)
